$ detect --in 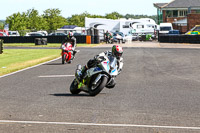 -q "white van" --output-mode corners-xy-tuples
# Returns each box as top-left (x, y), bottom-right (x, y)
(159, 23), (173, 34)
